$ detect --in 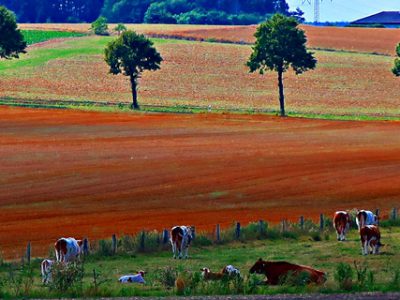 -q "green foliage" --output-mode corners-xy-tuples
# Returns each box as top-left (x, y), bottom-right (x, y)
(0, 6), (26, 59)
(104, 30), (162, 109)
(91, 16), (109, 36)
(335, 262), (353, 291)
(113, 23), (127, 35)
(247, 14), (316, 116)
(156, 266), (178, 288)
(6, 263), (34, 297)
(48, 261), (84, 293)
(21, 30), (85, 45)
(144, 2), (178, 24)
(392, 43), (400, 76)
